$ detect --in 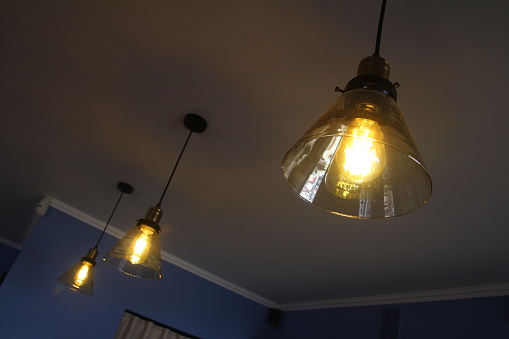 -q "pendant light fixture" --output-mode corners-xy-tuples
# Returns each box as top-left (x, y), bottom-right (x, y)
(281, 0), (431, 219)
(103, 113), (207, 280)
(57, 182), (133, 296)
